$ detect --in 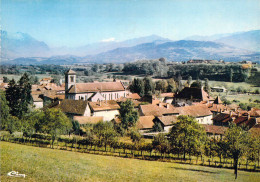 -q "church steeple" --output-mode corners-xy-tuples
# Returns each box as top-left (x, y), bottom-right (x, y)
(65, 69), (76, 93)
